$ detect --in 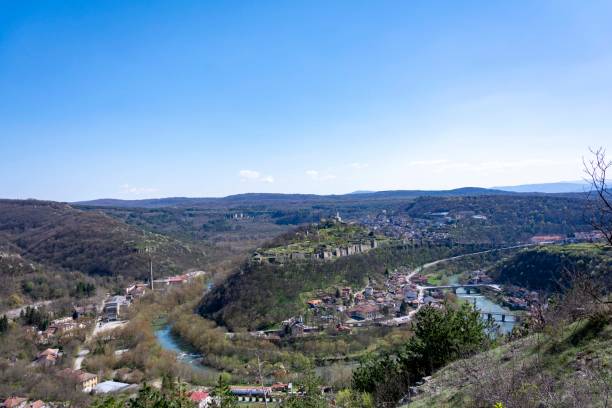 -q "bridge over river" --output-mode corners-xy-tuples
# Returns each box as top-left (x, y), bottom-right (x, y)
(421, 283), (502, 293)
(420, 284), (521, 325)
